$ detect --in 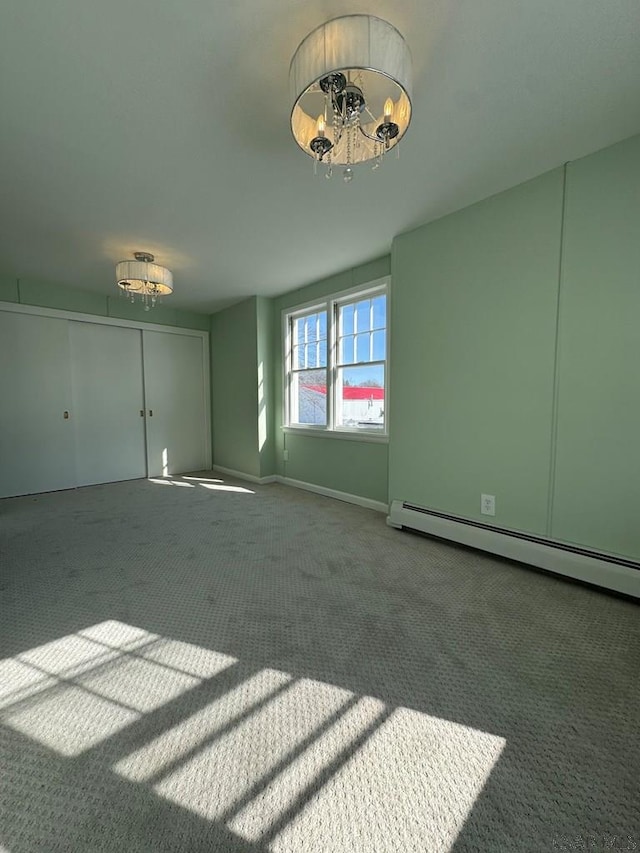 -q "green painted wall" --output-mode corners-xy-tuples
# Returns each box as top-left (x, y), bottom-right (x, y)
(18, 279), (108, 316)
(210, 297), (261, 478)
(273, 256), (390, 504)
(551, 135), (640, 559)
(0, 277), (19, 302)
(256, 296), (276, 479)
(107, 297), (209, 331)
(283, 433), (388, 503)
(0, 277), (209, 331)
(388, 133), (640, 561)
(389, 169), (565, 534)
